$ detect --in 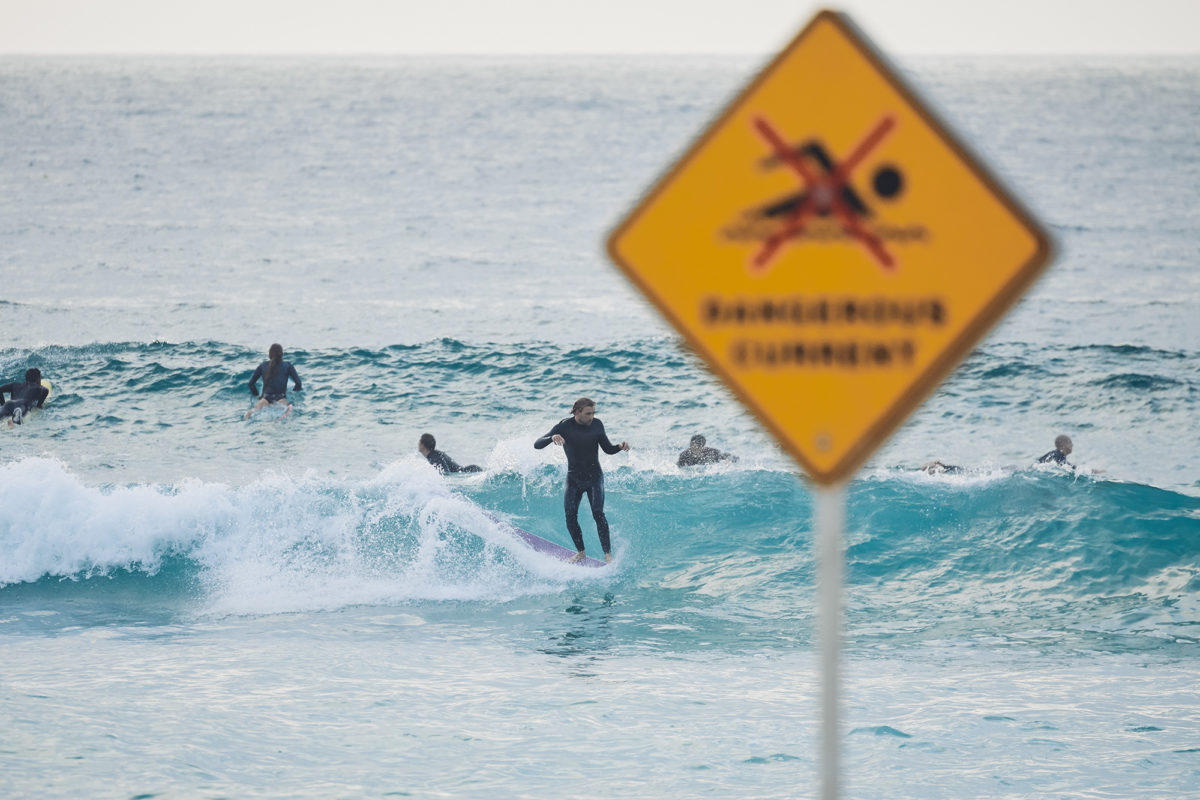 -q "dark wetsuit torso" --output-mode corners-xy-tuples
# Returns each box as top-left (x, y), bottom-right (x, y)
(534, 416), (623, 554)
(535, 417), (621, 483)
(426, 450), (481, 474)
(678, 446), (736, 467)
(0, 381), (49, 421)
(1037, 449), (1073, 468)
(249, 360), (301, 402)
